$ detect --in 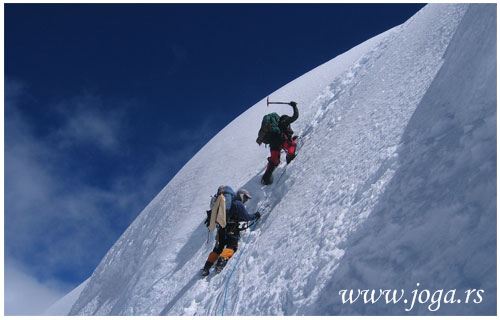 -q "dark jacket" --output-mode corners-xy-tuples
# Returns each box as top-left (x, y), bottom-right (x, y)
(269, 104), (299, 149)
(279, 104), (299, 132)
(228, 199), (258, 222)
